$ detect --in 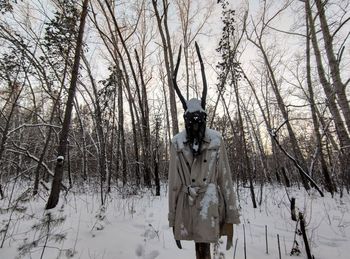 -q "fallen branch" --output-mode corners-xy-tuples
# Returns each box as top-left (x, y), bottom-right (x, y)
(269, 126), (324, 197)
